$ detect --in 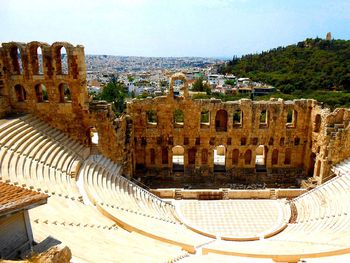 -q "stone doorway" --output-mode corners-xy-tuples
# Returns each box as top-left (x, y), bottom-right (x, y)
(172, 145), (184, 172)
(214, 145), (226, 172)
